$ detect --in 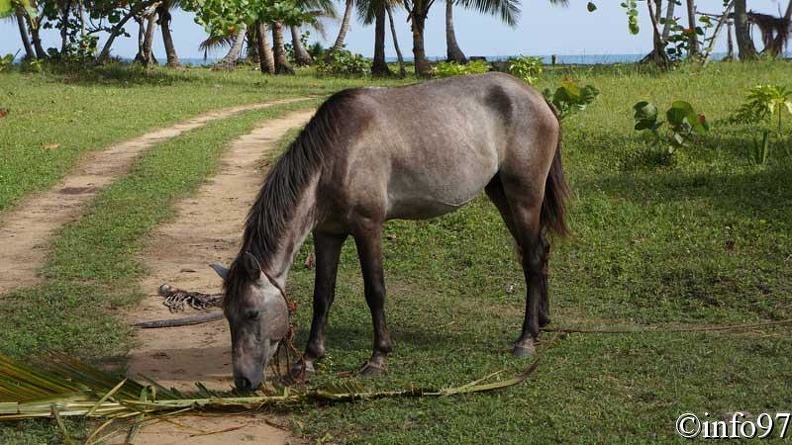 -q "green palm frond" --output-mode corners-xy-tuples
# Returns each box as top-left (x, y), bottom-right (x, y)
(198, 33), (237, 52)
(456, 0), (520, 27)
